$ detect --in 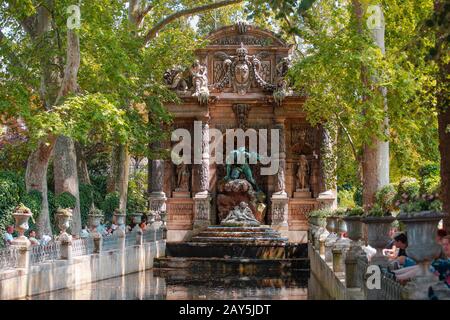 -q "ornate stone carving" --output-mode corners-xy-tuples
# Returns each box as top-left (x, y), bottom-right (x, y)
(163, 66), (189, 91)
(214, 43), (276, 95)
(291, 126), (315, 155)
(232, 104), (251, 130)
(235, 21), (249, 34)
(211, 35), (275, 46)
(296, 155), (310, 190)
(190, 60), (209, 105)
(167, 200), (194, 230)
(221, 202), (260, 226)
(175, 162), (190, 192)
